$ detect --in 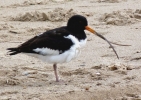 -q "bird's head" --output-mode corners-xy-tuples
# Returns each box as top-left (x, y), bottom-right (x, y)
(67, 15), (88, 32)
(67, 15), (96, 33)
(67, 15), (119, 59)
